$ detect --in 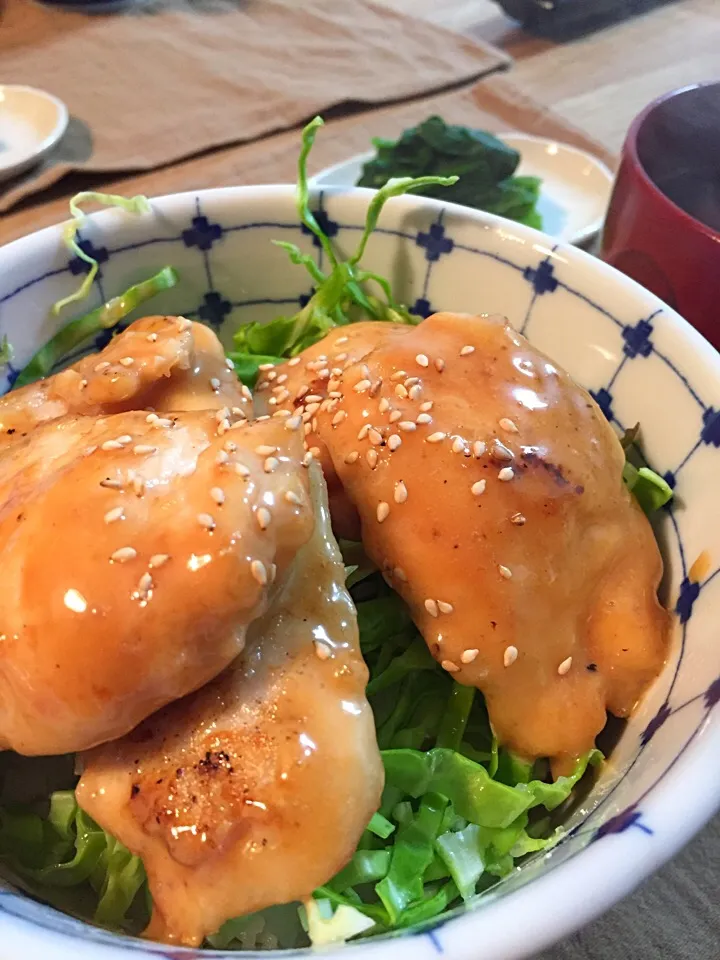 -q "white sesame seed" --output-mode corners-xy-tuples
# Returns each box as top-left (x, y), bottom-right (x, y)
(369, 379), (383, 398)
(335, 353), (348, 362)
(296, 385), (309, 400)
(366, 449), (378, 469)
(153, 417), (174, 429)
(317, 368), (330, 380)
(95, 361), (110, 373)
(425, 598), (439, 617)
(435, 358), (445, 372)
(133, 444), (157, 456)
(420, 401), (433, 412)
(405, 377), (420, 388)
(225, 357), (235, 370)
(415, 354), (429, 368)
(473, 440), (486, 458)
(111, 547), (137, 563)
(275, 373), (288, 385)
(268, 397), (279, 407)
(460, 345), (475, 356)
(399, 421), (416, 432)
(210, 487), (225, 505)
(354, 379), (372, 393)
(388, 434), (402, 451)
(275, 389), (290, 404)
(150, 554), (169, 568)
(101, 440), (123, 451)
(395, 384), (409, 399)
(284, 490), (303, 506)
(394, 567), (407, 581)
(499, 418), (519, 434)
(416, 413), (433, 424)
(147, 333), (158, 342)
(272, 408), (290, 419)
(250, 559), (268, 585)
(451, 437), (466, 454)
(234, 463), (250, 478)
(285, 415), (302, 432)
(498, 467), (515, 481)
(332, 410), (347, 426)
(378, 398), (390, 414)
(100, 478), (123, 489)
(288, 356), (301, 367)
(376, 501), (390, 523)
(216, 450), (229, 465)
(498, 565), (513, 579)
(409, 385), (423, 401)
(471, 480), (487, 496)
(119, 357), (135, 367)
(314, 640), (331, 661)
(177, 317), (192, 331)
(511, 512), (527, 526)
(558, 656), (573, 676)
(302, 451), (314, 467)
(336, 336), (349, 344)
(197, 513), (216, 531)
(442, 660), (459, 673)
(328, 390), (342, 399)
(492, 439), (514, 462)
(137, 572), (153, 593)
(427, 432), (446, 444)
(241, 385), (253, 401)
(461, 648), (479, 664)
(264, 457), (280, 473)
(79, 378), (88, 390)
(394, 481), (408, 504)
(504, 645), (518, 667)
(369, 428), (383, 446)
(389, 410), (402, 423)
(255, 445), (277, 457)
(256, 507), (272, 530)
(267, 370), (278, 381)
(269, 563), (277, 583)
(146, 413), (159, 424)
(344, 451), (359, 464)
(84, 445), (97, 456)
(390, 370), (407, 382)
(438, 601), (455, 615)
(305, 395), (323, 404)
(224, 441), (238, 453)
(104, 507), (124, 524)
